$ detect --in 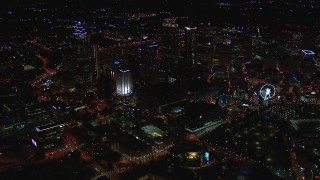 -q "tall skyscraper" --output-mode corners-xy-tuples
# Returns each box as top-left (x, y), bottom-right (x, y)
(162, 18), (180, 59)
(185, 26), (197, 67)
(116, 69), (133, 96)
(63, 21), (95, 84)
(93, 45), (100, 80)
